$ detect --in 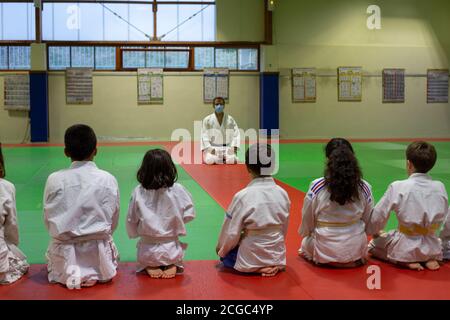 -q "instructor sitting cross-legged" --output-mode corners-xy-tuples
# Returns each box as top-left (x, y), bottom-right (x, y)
(200, 97), (240, 165)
